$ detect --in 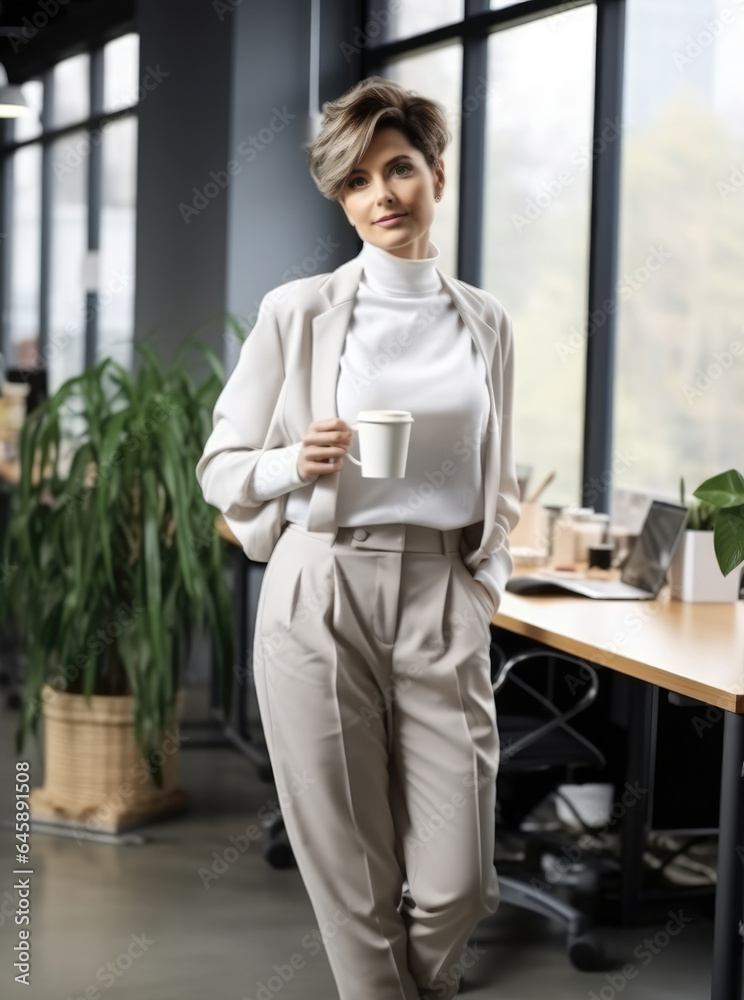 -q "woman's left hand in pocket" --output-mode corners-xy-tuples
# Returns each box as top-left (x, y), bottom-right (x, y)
(476, 580), (494, 612)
